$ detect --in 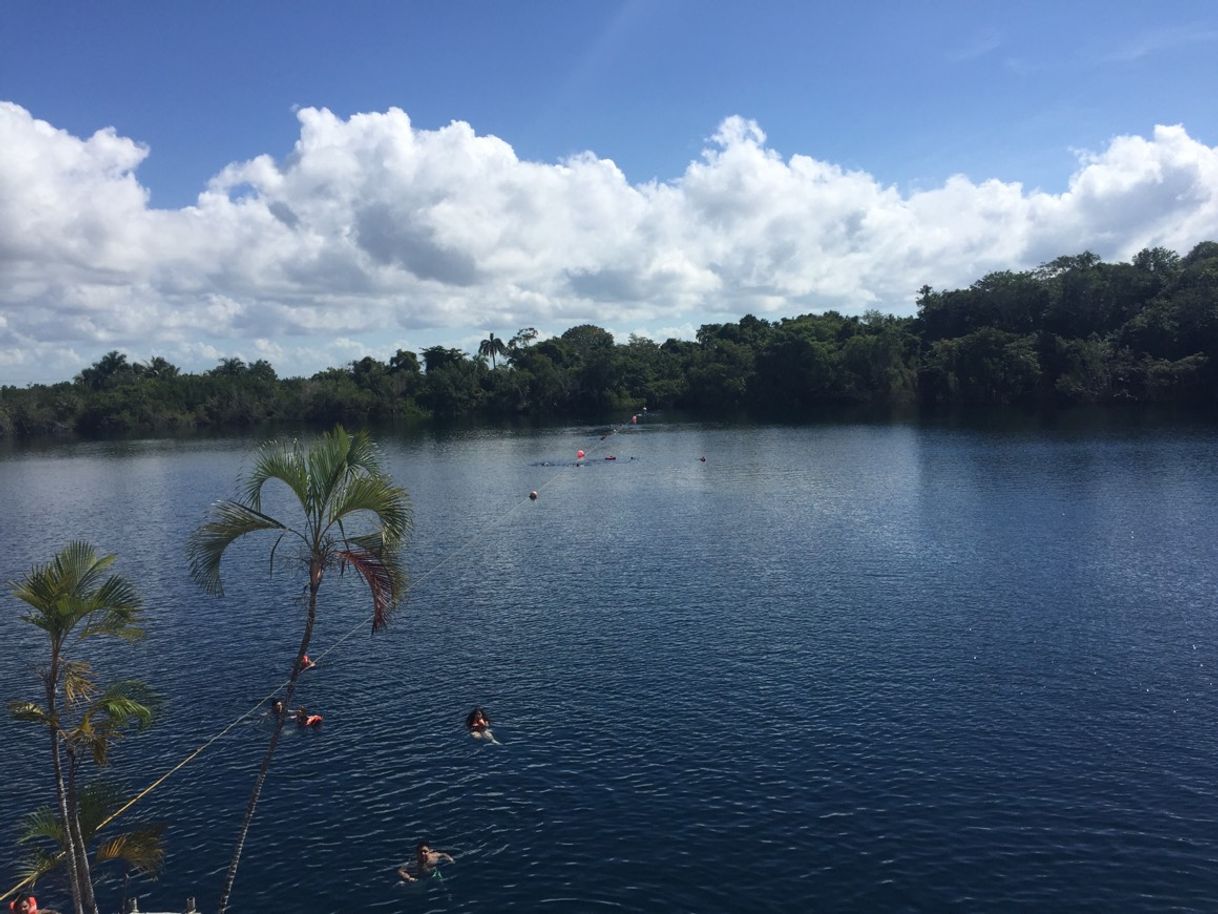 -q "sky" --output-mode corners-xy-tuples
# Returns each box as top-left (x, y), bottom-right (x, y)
(2, 1), (1218, 384)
